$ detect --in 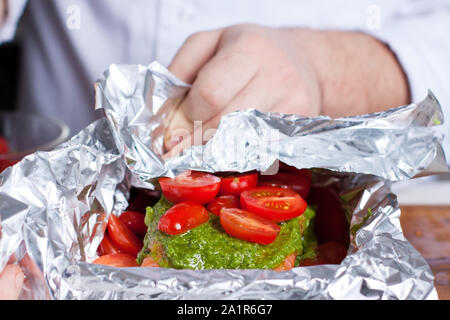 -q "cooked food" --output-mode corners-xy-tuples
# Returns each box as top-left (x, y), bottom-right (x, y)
(94, 166), (349, 271)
